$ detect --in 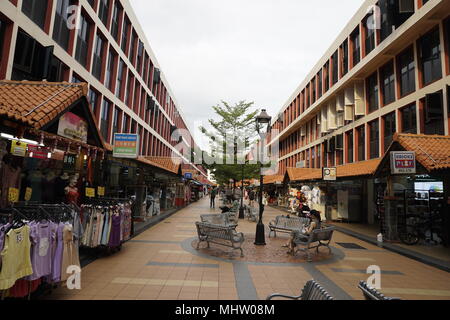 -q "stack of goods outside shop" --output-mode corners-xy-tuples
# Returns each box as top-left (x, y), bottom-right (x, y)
(0, 81), (131, 299)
